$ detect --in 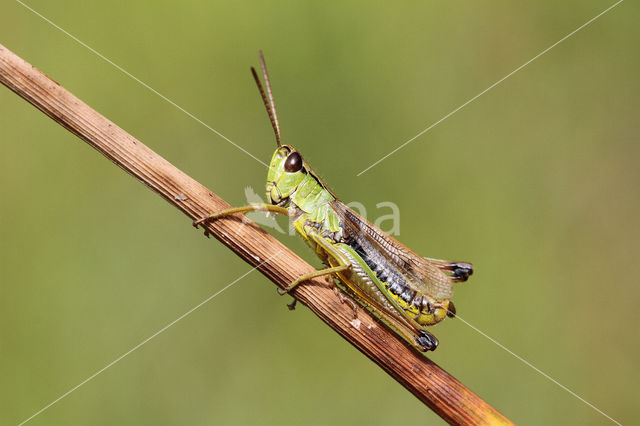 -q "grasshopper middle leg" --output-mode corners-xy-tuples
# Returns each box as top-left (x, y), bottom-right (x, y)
(278, 228), (357, 314)
(277, 264), (351, 295)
